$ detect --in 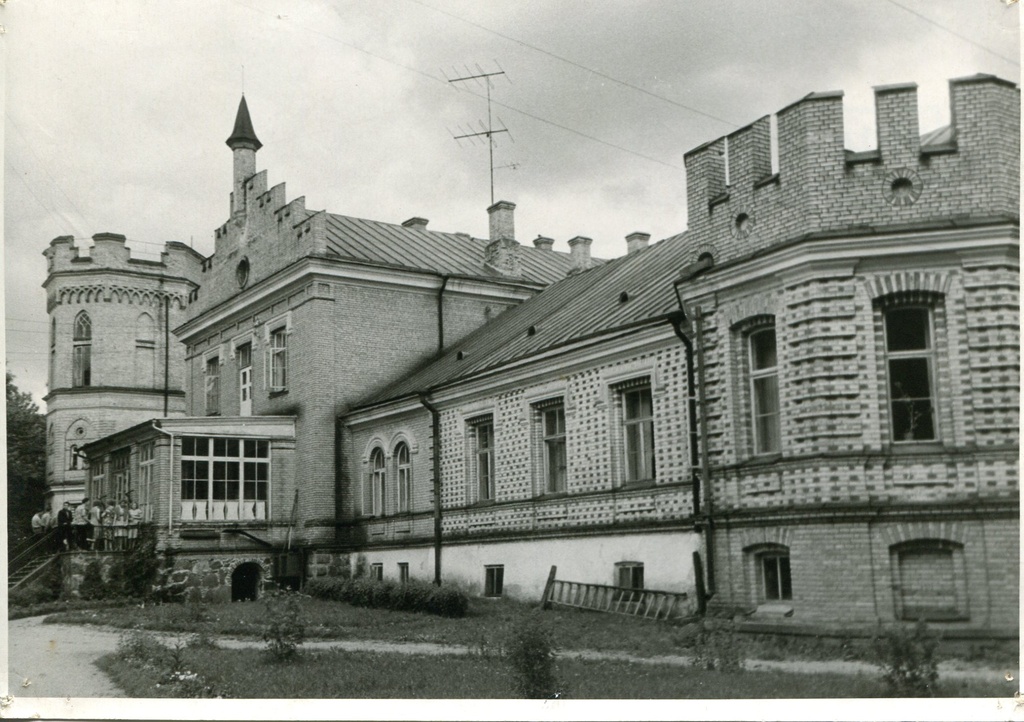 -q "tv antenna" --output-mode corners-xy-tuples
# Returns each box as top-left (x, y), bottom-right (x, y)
(445, 62), (514, 205)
